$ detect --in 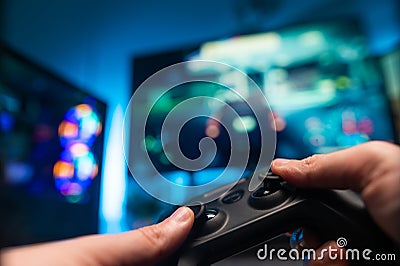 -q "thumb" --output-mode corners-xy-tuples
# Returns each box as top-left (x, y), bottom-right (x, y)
(271, 141), (391, 192)
(305, 241), (349, 266)
(109, 206), (195, 265)
(0, 207), (195, 266)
